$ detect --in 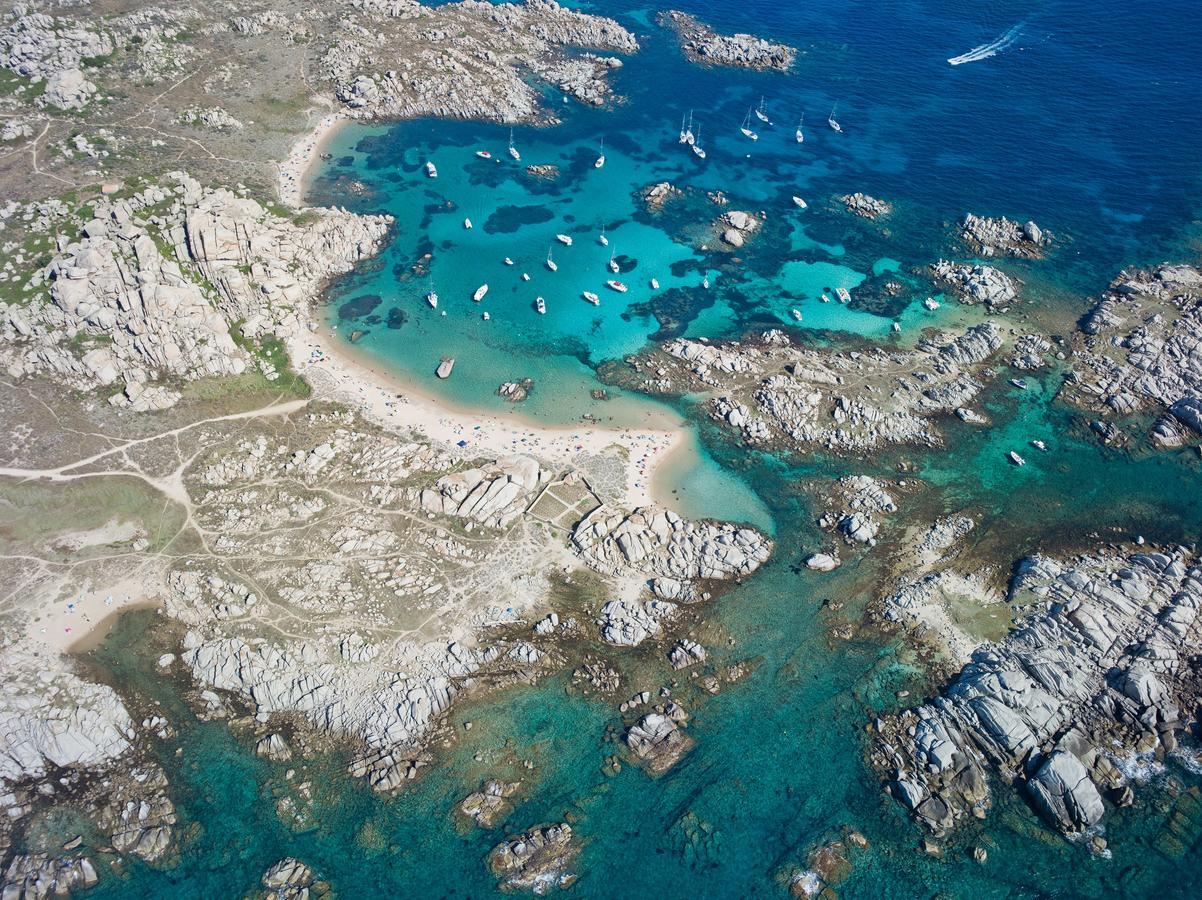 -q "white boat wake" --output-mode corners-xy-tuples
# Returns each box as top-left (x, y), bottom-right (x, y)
(948, 22), (1024, 65)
